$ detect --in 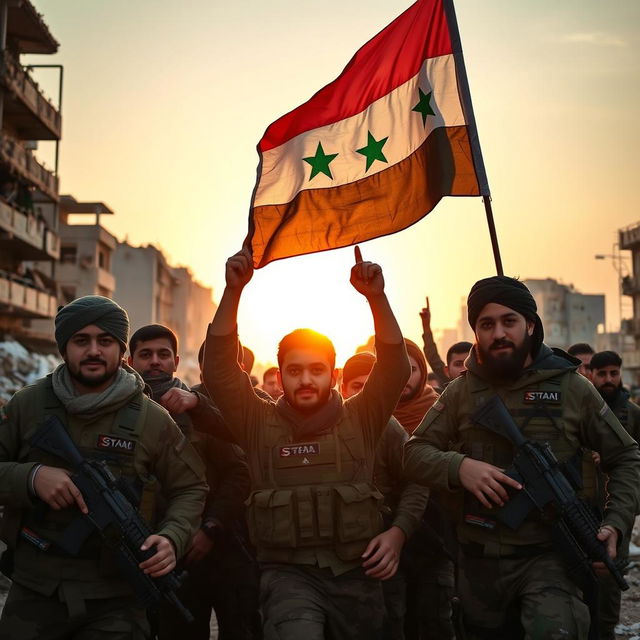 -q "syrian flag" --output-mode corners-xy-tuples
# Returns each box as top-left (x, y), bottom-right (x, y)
(246, 0), (489, 268)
